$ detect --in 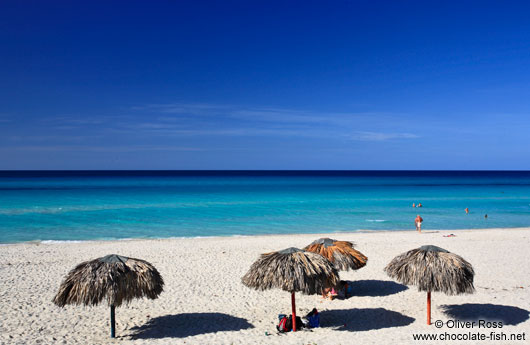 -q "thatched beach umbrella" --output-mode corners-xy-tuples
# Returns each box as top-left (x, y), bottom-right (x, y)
(384, 245), (474, 325)
(53, 254), (164, 338)
(304, 238), (368, 271)
(242, 247), (339, 331)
